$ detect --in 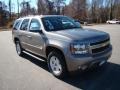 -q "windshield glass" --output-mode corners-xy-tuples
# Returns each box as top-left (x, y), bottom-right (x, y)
(42, 16), (81, 31)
